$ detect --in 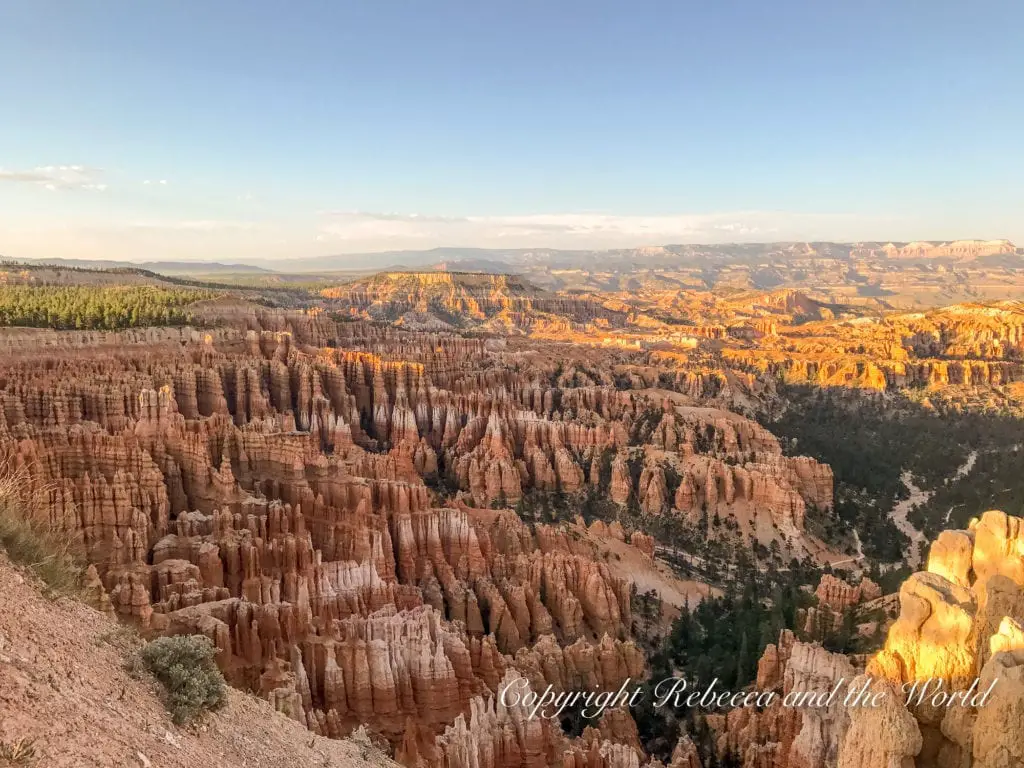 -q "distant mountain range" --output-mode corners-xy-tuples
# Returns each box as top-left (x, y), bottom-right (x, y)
(279, 239), (1022, 271)
(7, 257), (276, 275)
(9, 239), (1020, 277)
